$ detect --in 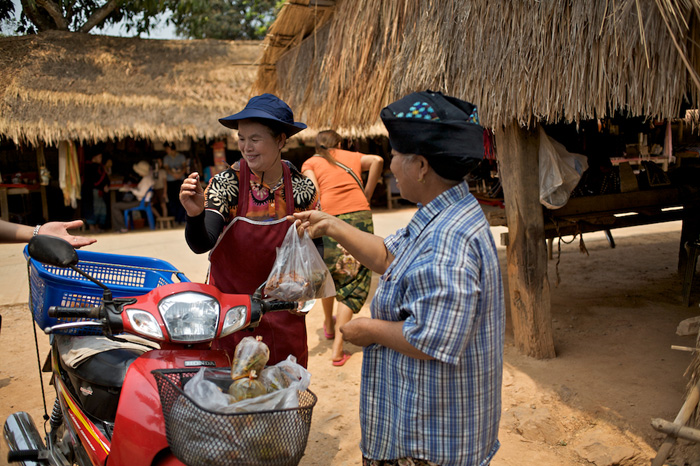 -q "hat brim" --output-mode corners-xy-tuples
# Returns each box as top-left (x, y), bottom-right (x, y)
(133, 163), (150, 177)
(219, 108), (306, 136)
